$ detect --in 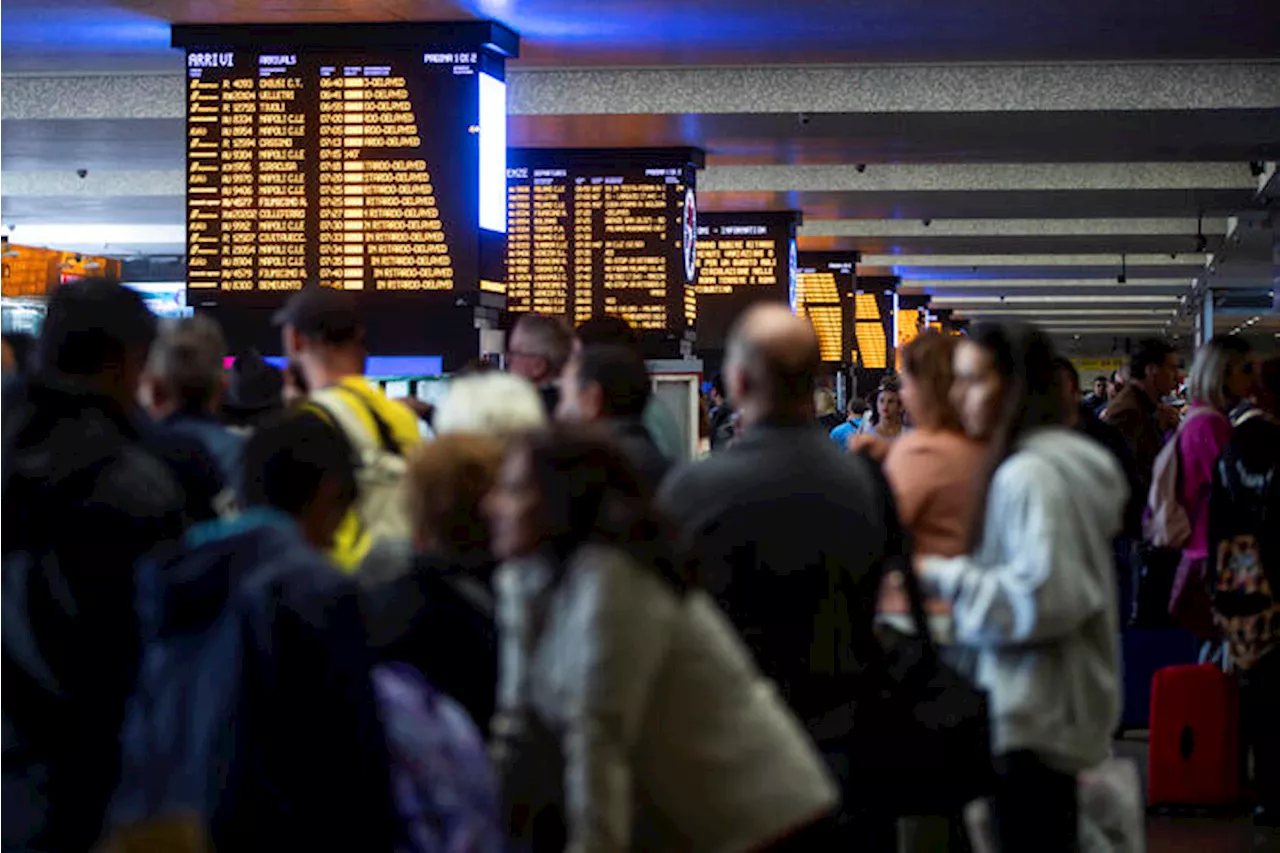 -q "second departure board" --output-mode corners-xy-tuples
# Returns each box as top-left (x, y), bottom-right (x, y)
(797, 251), (858, 363)
(694, 211), (801, 352)
(175, 23), (516, 299)
(506, 148), (703, 333)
